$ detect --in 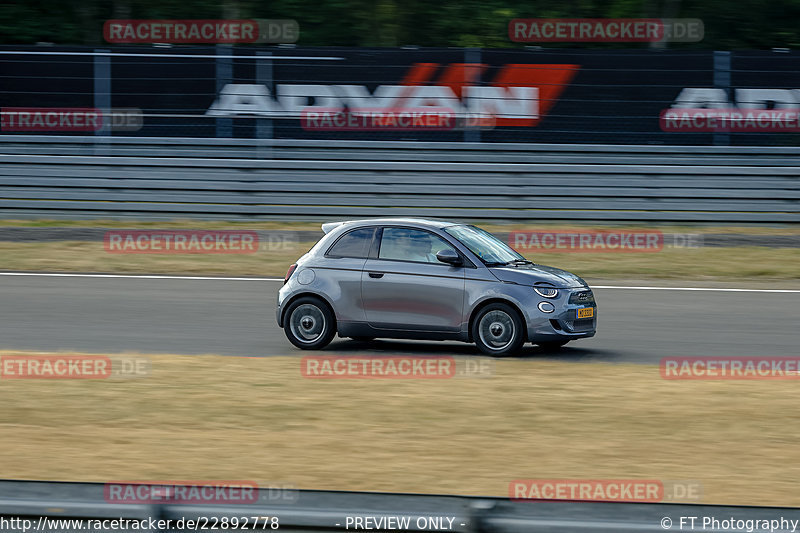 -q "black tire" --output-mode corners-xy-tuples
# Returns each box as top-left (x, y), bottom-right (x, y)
(283, 296), (336, 350)
(348, 336), (375, 342)
(471, 302), (525, 356)
(537, 340), (569, 350)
